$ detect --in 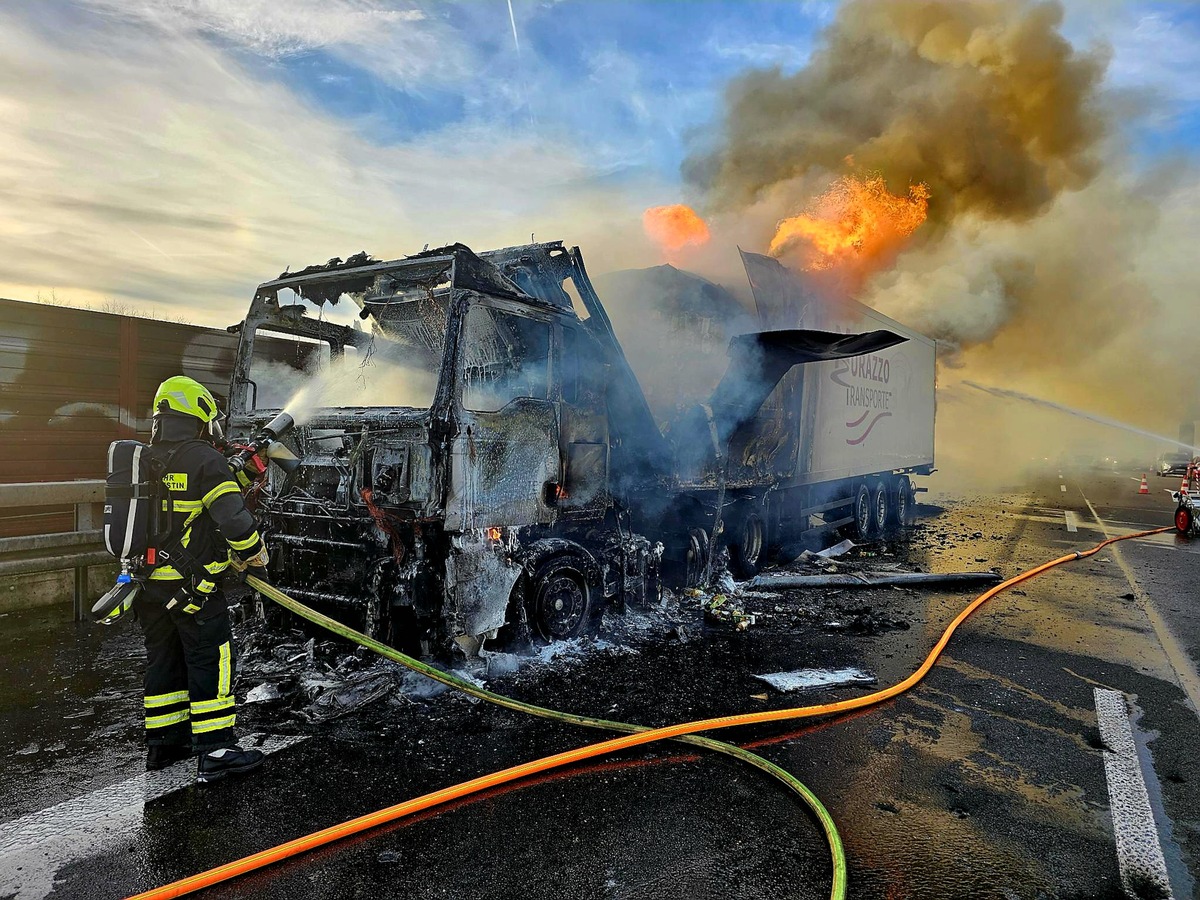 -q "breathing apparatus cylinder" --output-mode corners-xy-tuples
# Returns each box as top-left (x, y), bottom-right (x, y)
(96, 440), (172, 623)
